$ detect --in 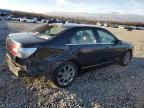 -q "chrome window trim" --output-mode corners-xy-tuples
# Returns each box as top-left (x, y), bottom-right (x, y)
(66, 43), (113, 45)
